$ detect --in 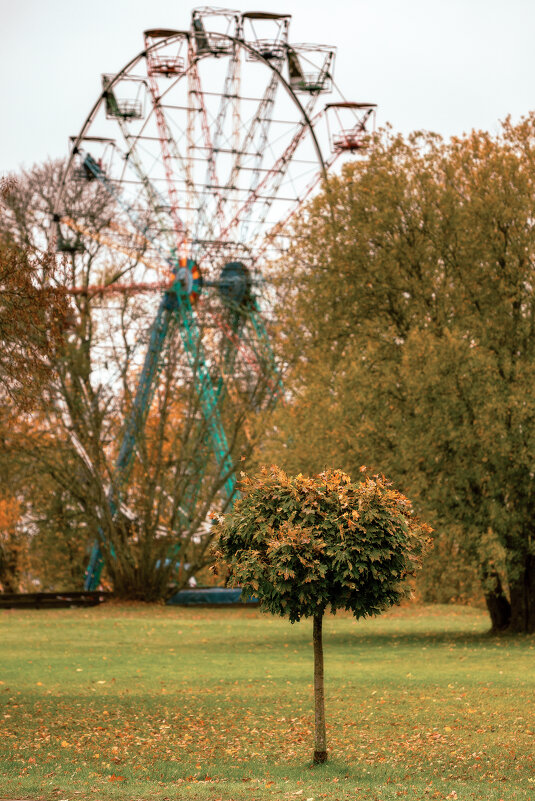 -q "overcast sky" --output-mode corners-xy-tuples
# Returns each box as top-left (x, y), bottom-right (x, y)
(1, 0), (534, 176)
